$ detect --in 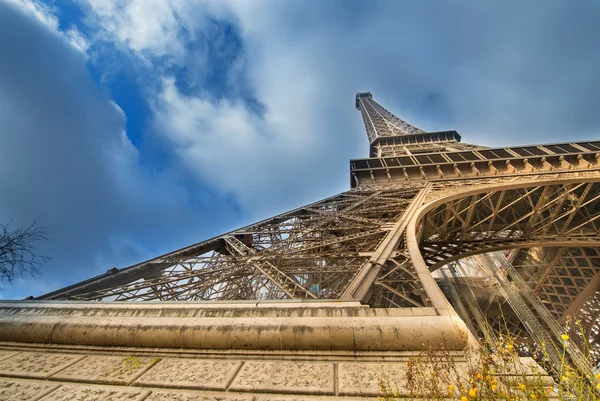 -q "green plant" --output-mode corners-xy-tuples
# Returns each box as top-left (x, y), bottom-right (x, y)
(377, 318), (599, 400)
